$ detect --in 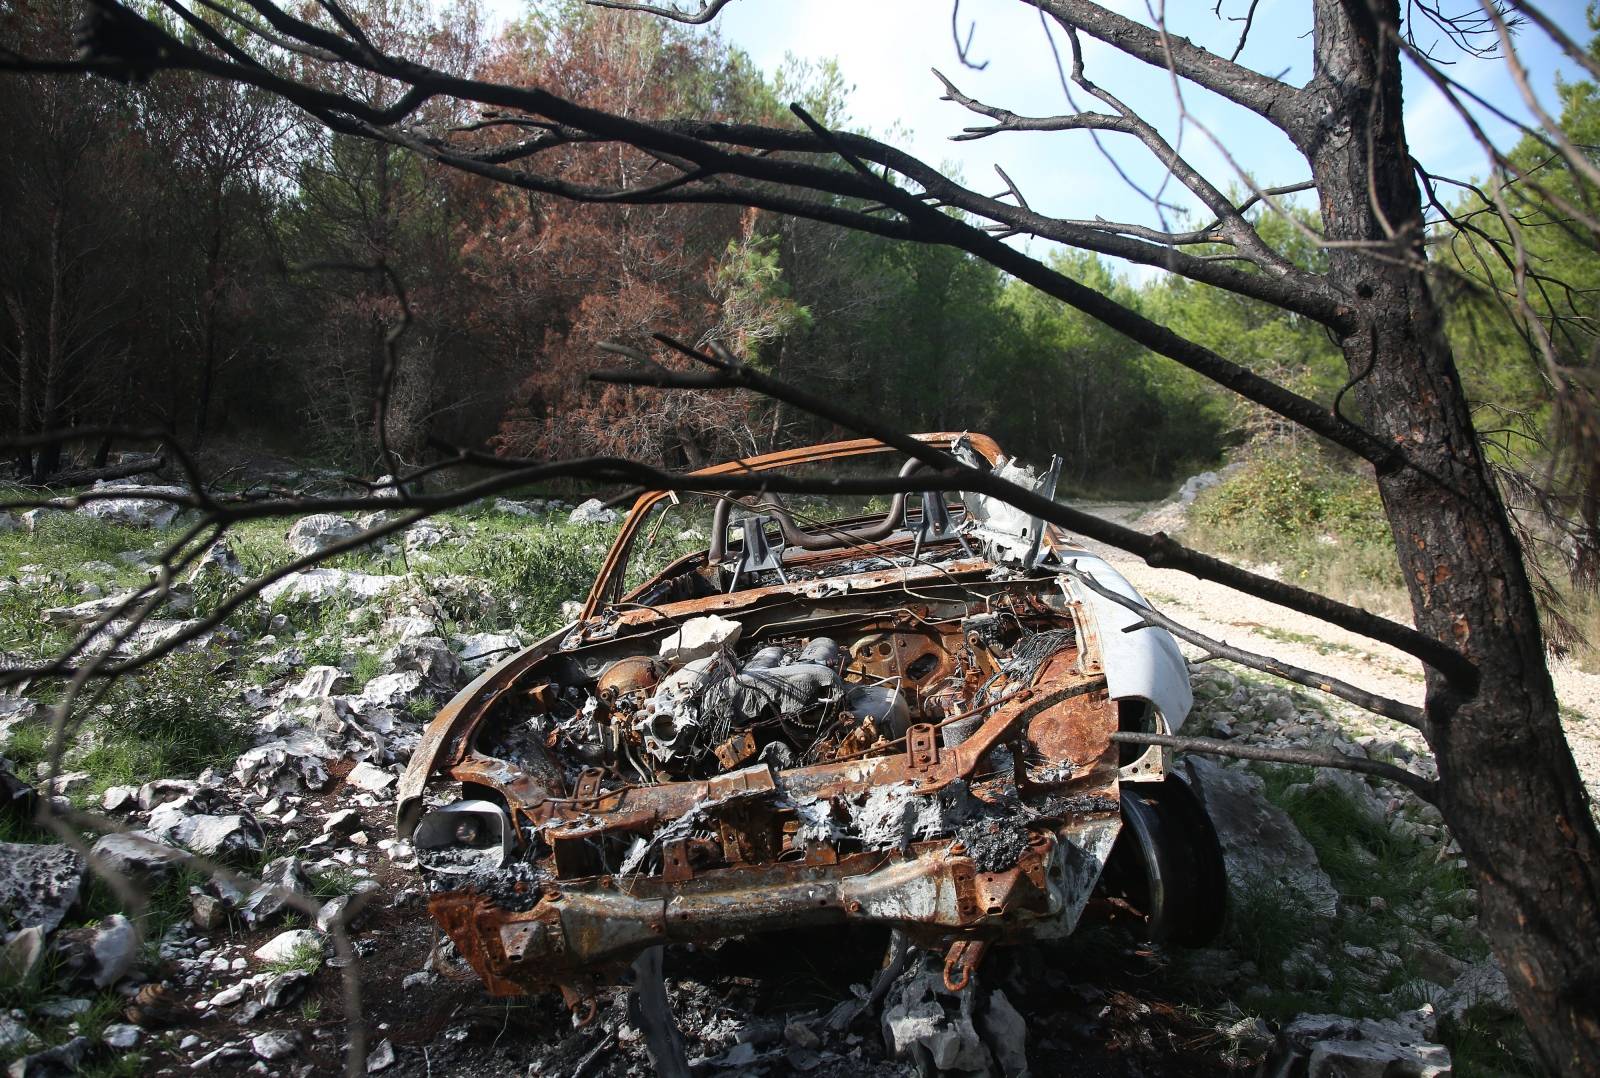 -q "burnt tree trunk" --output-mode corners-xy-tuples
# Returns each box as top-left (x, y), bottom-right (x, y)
(33, 204), (66, 483)
(192, 181), (225, 449)
(1308, 2), (1600, 1069)
(5, 290), (35, 477)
